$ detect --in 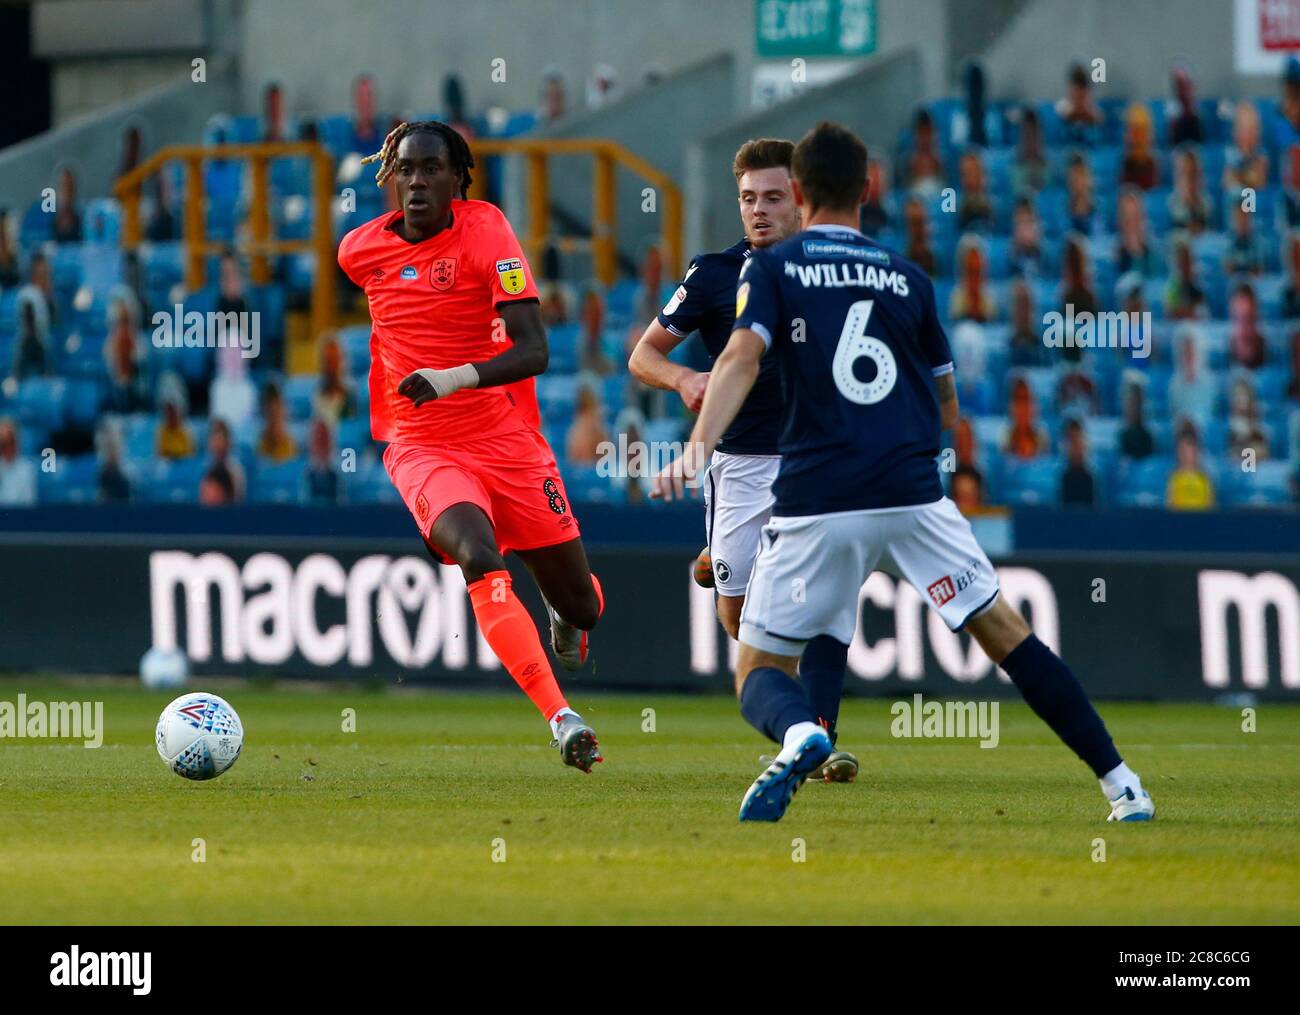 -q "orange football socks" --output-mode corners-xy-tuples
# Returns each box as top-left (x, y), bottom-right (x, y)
(468, 570), (567, 722)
